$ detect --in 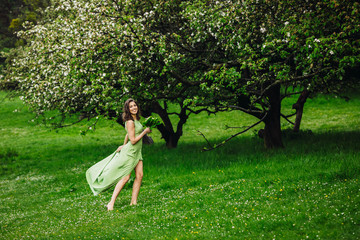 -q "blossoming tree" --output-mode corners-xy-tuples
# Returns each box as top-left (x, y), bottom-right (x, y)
(132, 0), (360, 149)
(3, 0), (359, 149)
(3, 0), (222, 148)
